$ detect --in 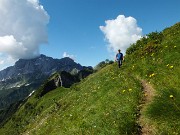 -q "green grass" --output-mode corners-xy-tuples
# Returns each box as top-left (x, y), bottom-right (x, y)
(124, 22), (180, 134)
